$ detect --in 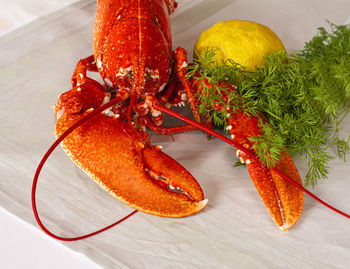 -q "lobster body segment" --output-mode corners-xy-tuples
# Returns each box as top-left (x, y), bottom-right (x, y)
(93, 0), (173, 93)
